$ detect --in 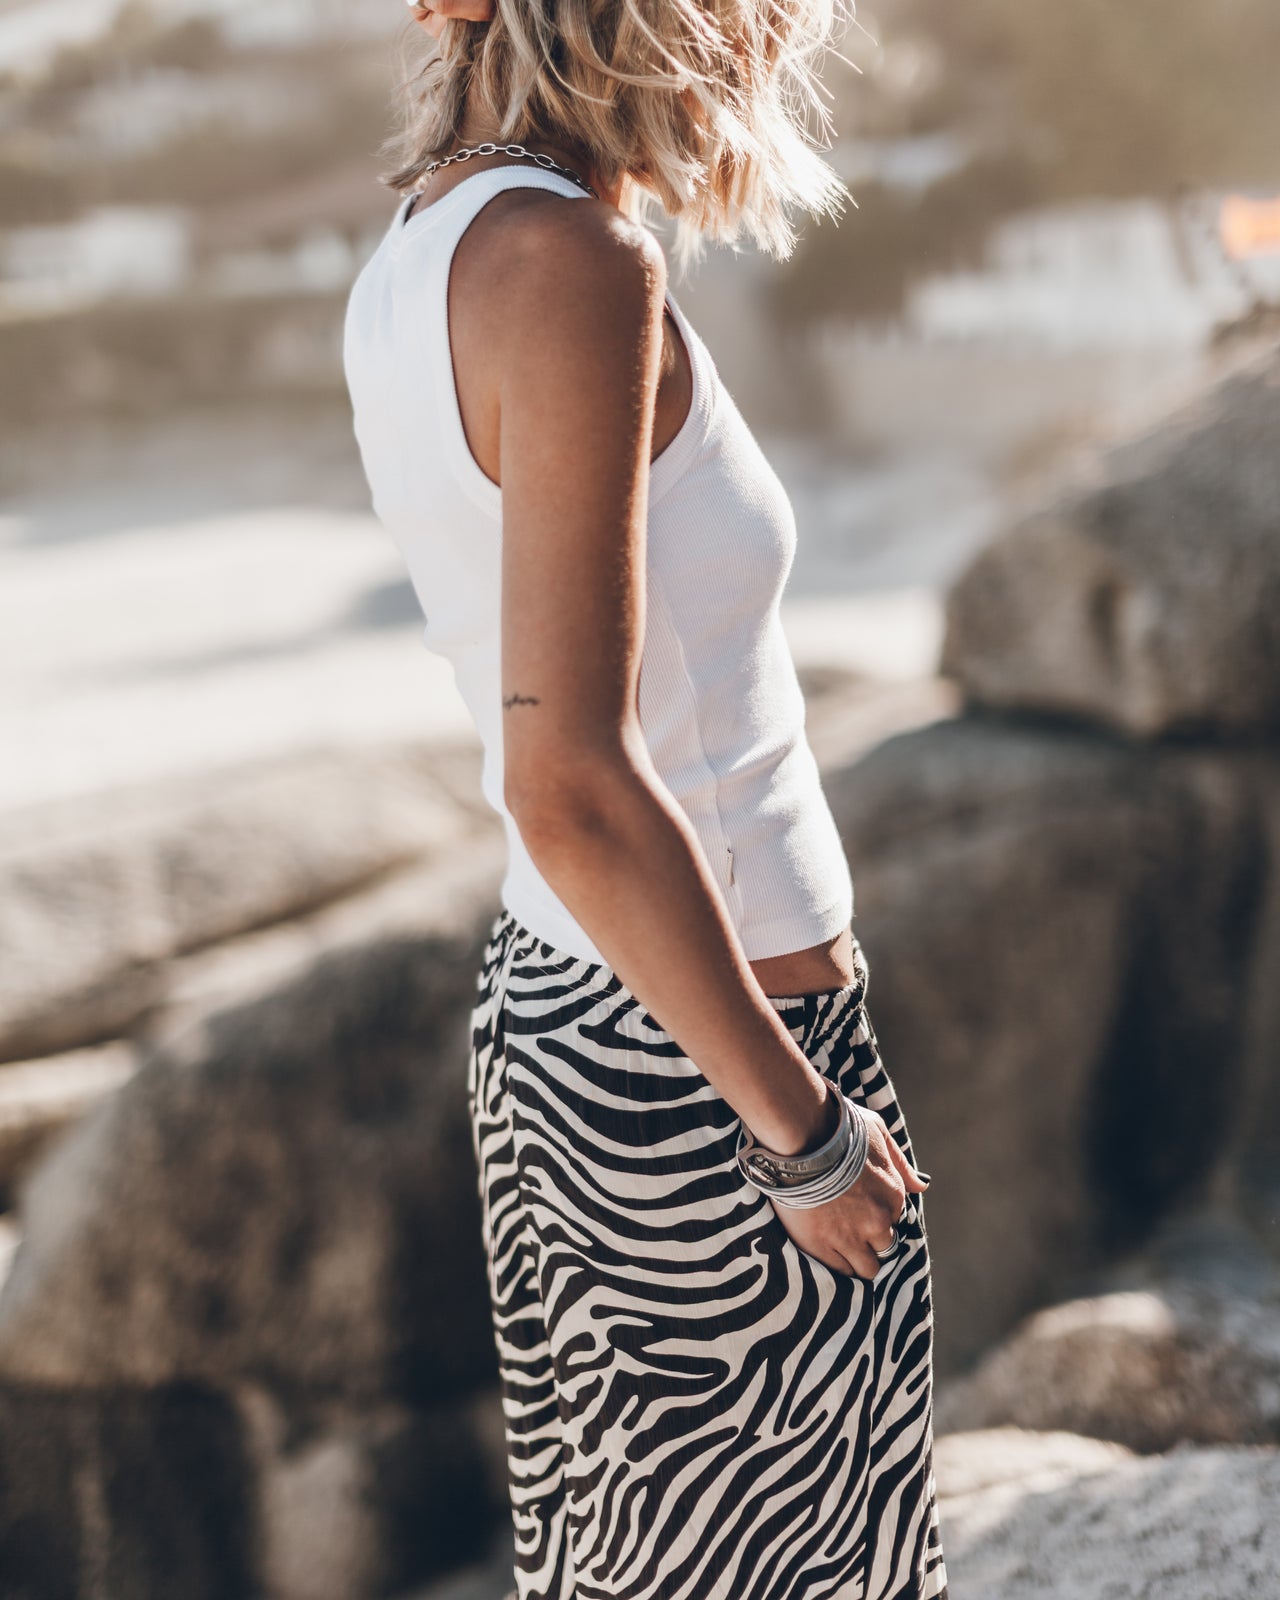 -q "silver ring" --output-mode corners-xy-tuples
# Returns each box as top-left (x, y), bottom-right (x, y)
(871, 1225), (899, 1261)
